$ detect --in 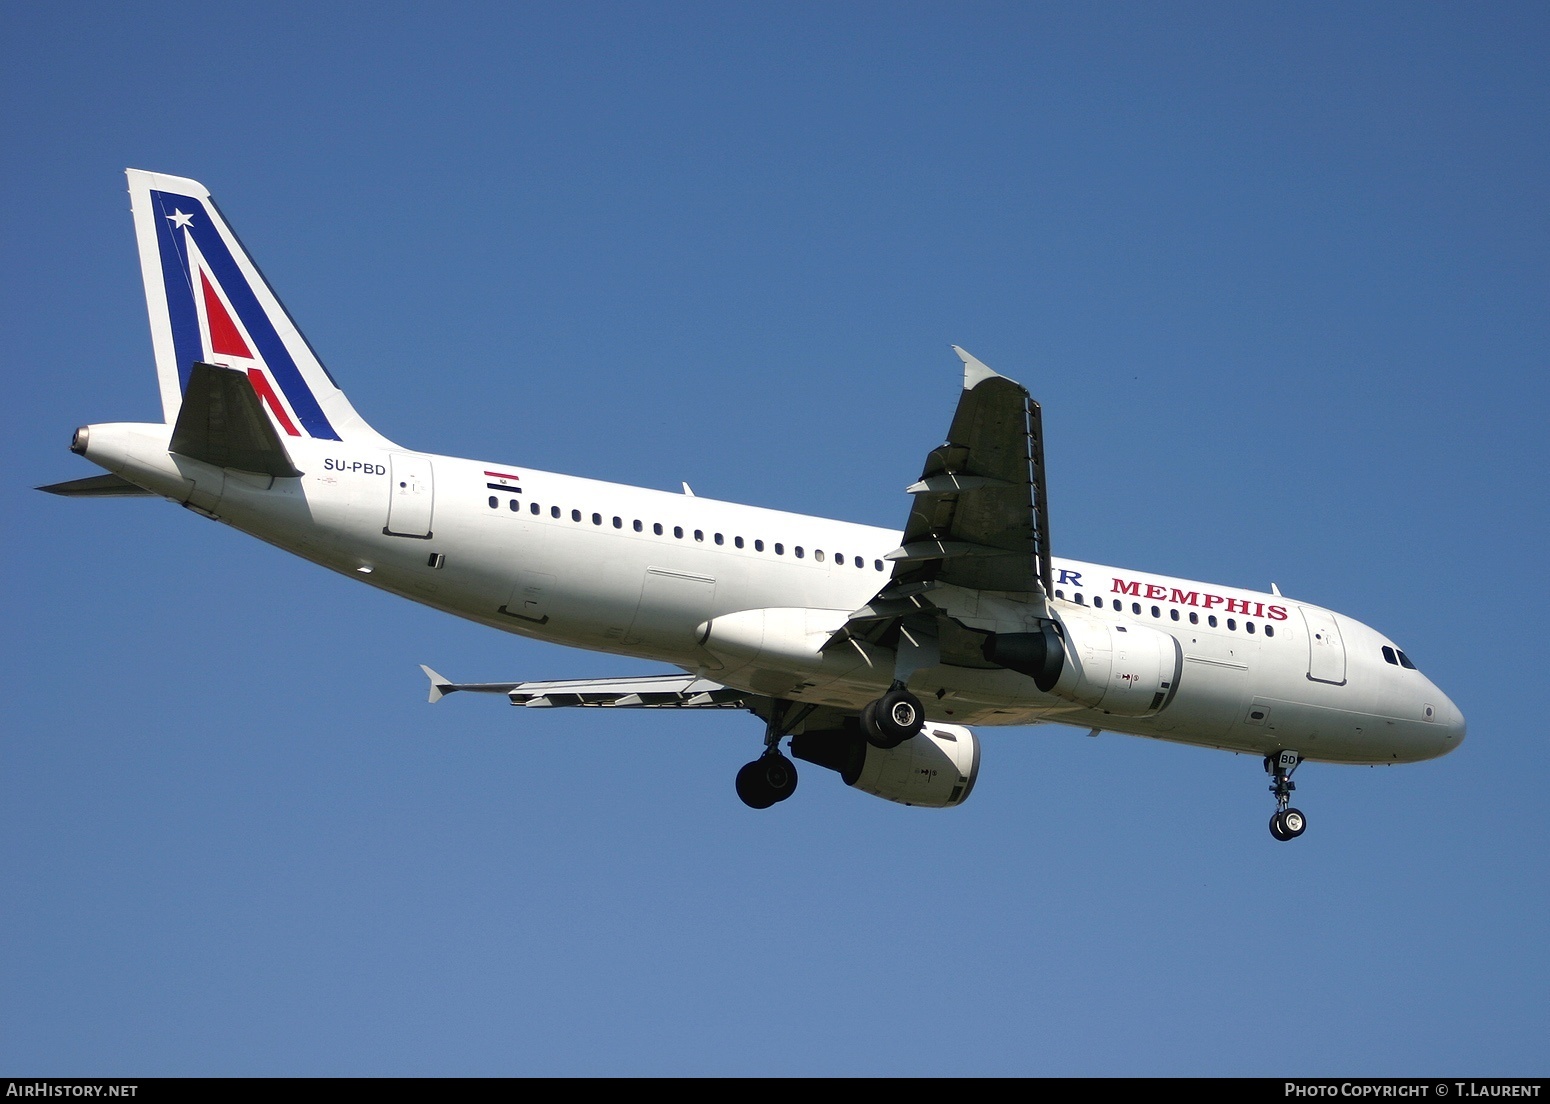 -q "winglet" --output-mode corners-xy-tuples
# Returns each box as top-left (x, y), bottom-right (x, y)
(952, 346), (1006, 391)
(420, 664), (454, 704)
